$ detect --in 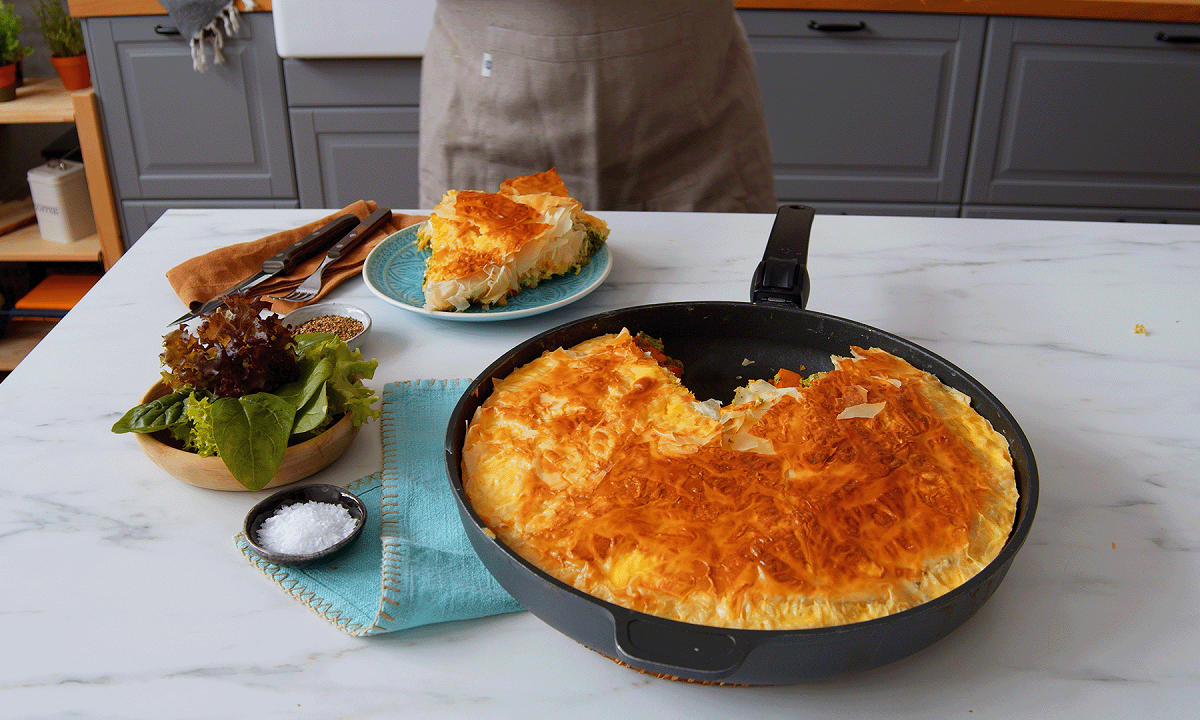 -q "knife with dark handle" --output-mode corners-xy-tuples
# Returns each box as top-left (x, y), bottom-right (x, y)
(168, 213), (361, 326)
(326, 207), (393, 261)
(271, 208), (395, 303)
